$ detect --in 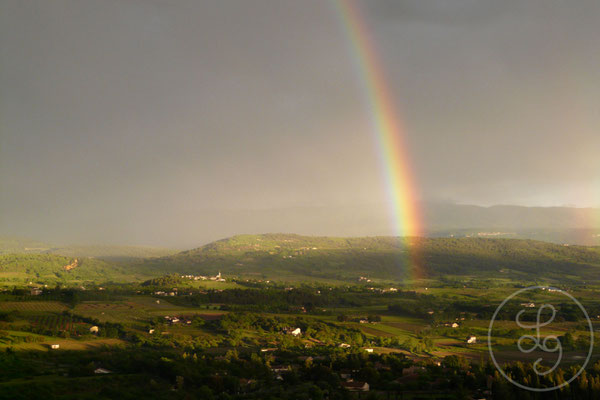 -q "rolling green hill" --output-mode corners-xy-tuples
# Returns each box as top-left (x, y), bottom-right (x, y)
(3, 234), (600, 285)
(44, 244), (177, 260)
(0, 254), (149, 285)
(138, 234), (600, 283)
